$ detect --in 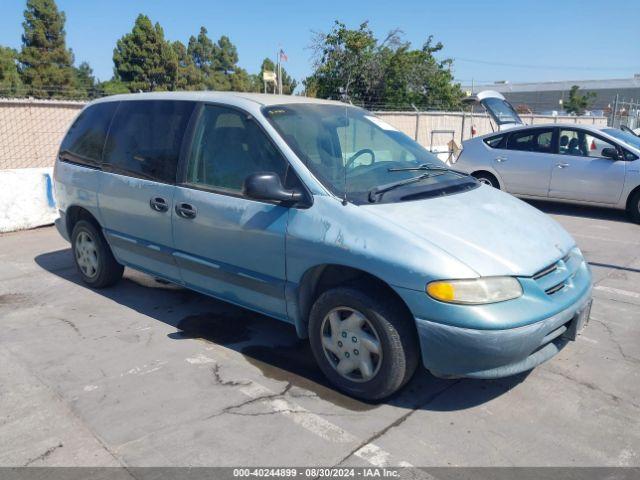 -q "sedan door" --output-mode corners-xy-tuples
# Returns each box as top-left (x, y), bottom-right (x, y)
(549, 128), (626, 204)
(493, 127), (556, 197)
(172, 104), (291, 320)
